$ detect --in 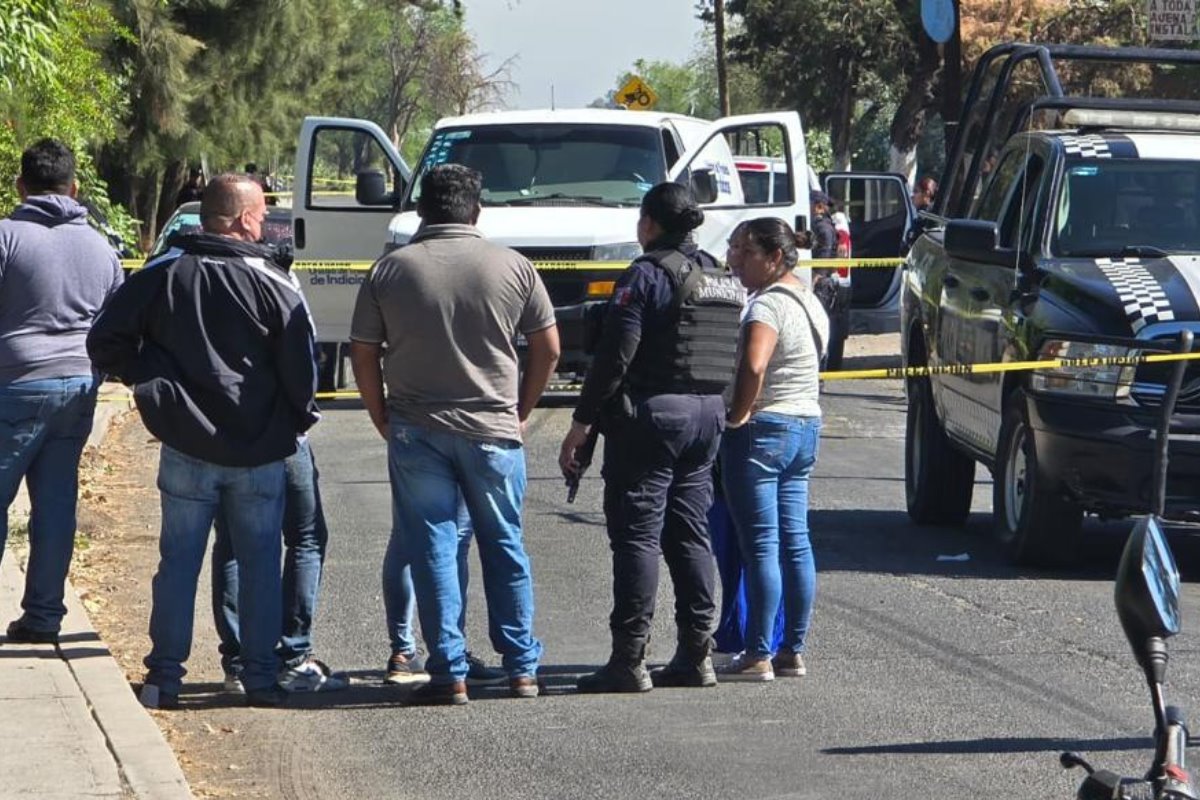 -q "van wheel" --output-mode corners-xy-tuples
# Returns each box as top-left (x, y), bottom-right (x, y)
(316, 343), (341, 394)
(993, 392), (1082, 566)
(905, 376), (974, 524)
